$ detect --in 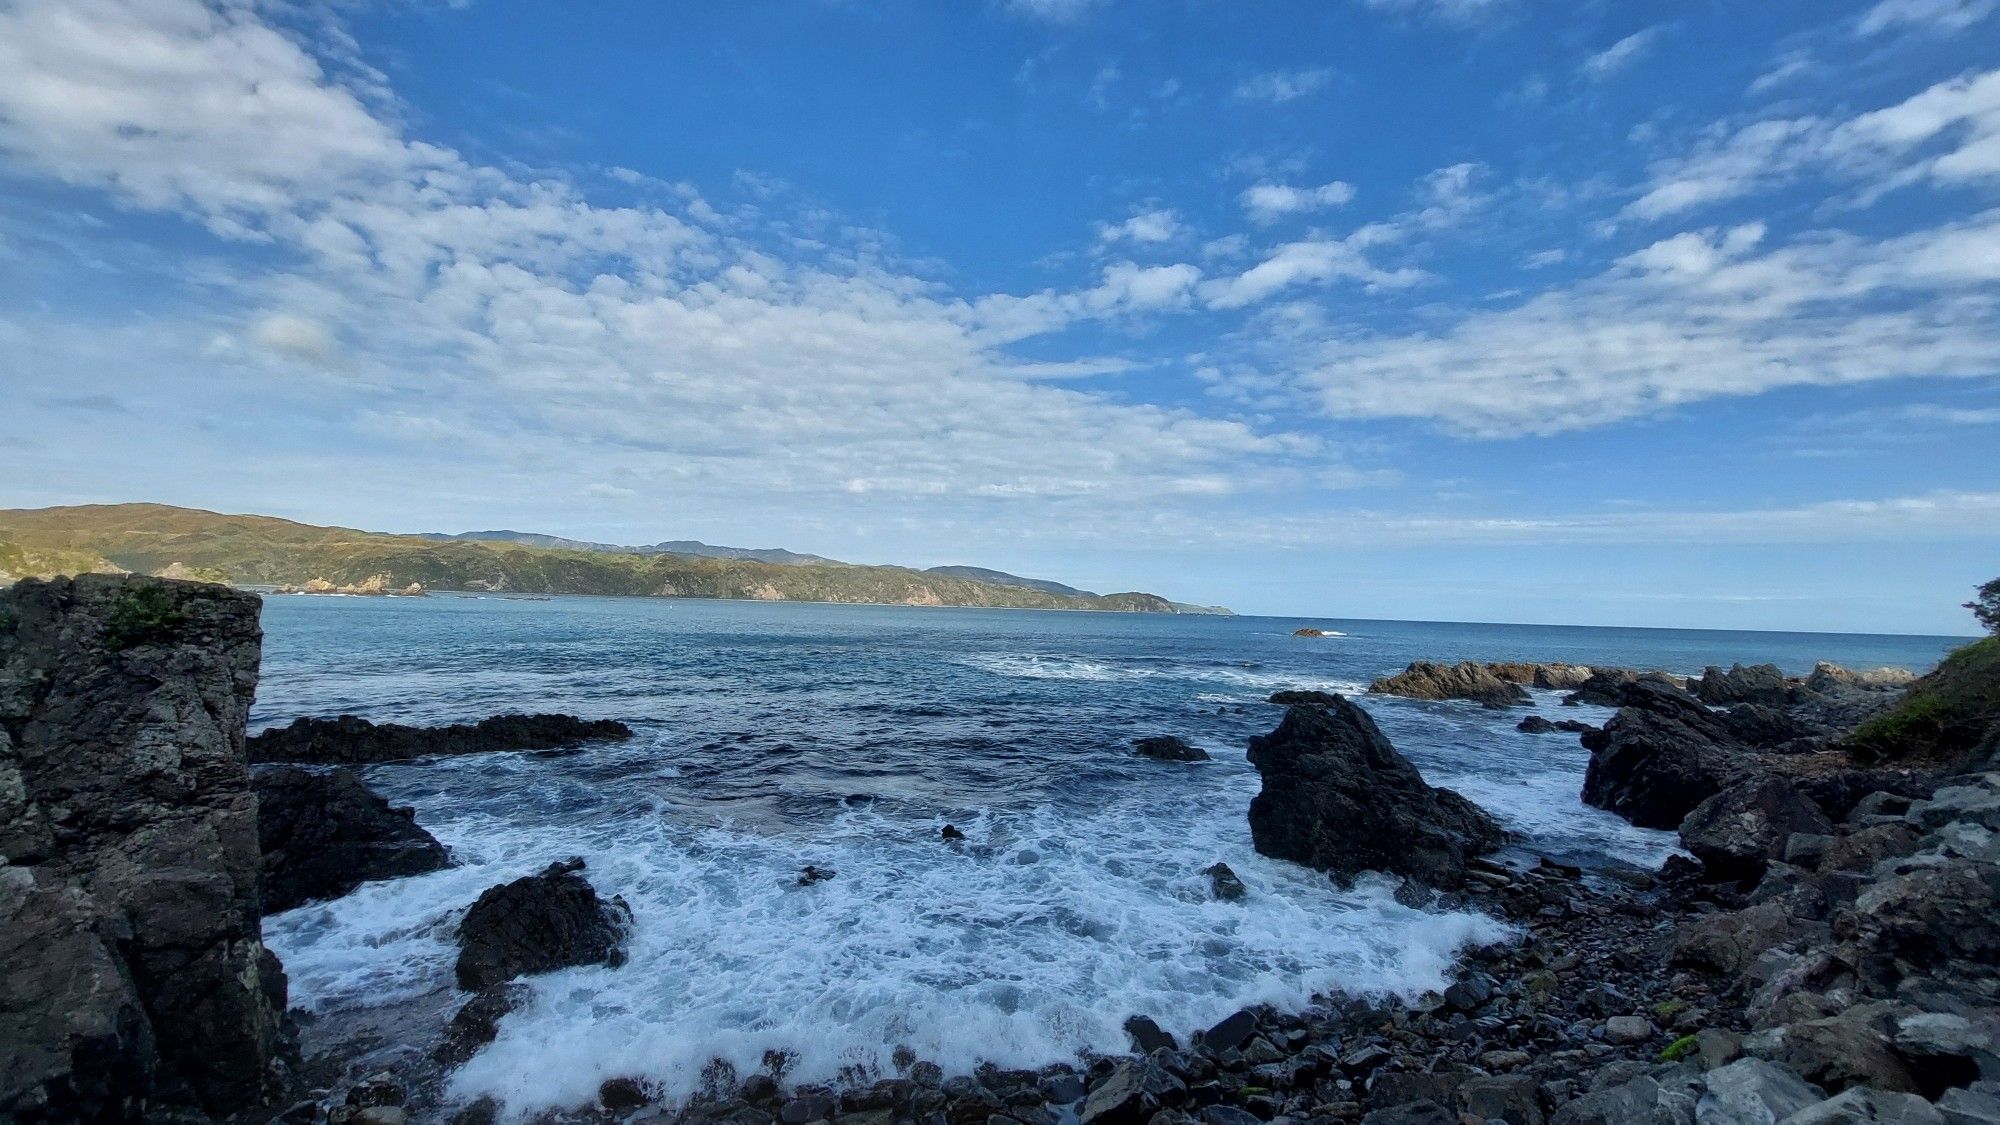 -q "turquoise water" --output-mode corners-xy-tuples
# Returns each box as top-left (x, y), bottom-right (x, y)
(252, 594), (1965, 1116)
